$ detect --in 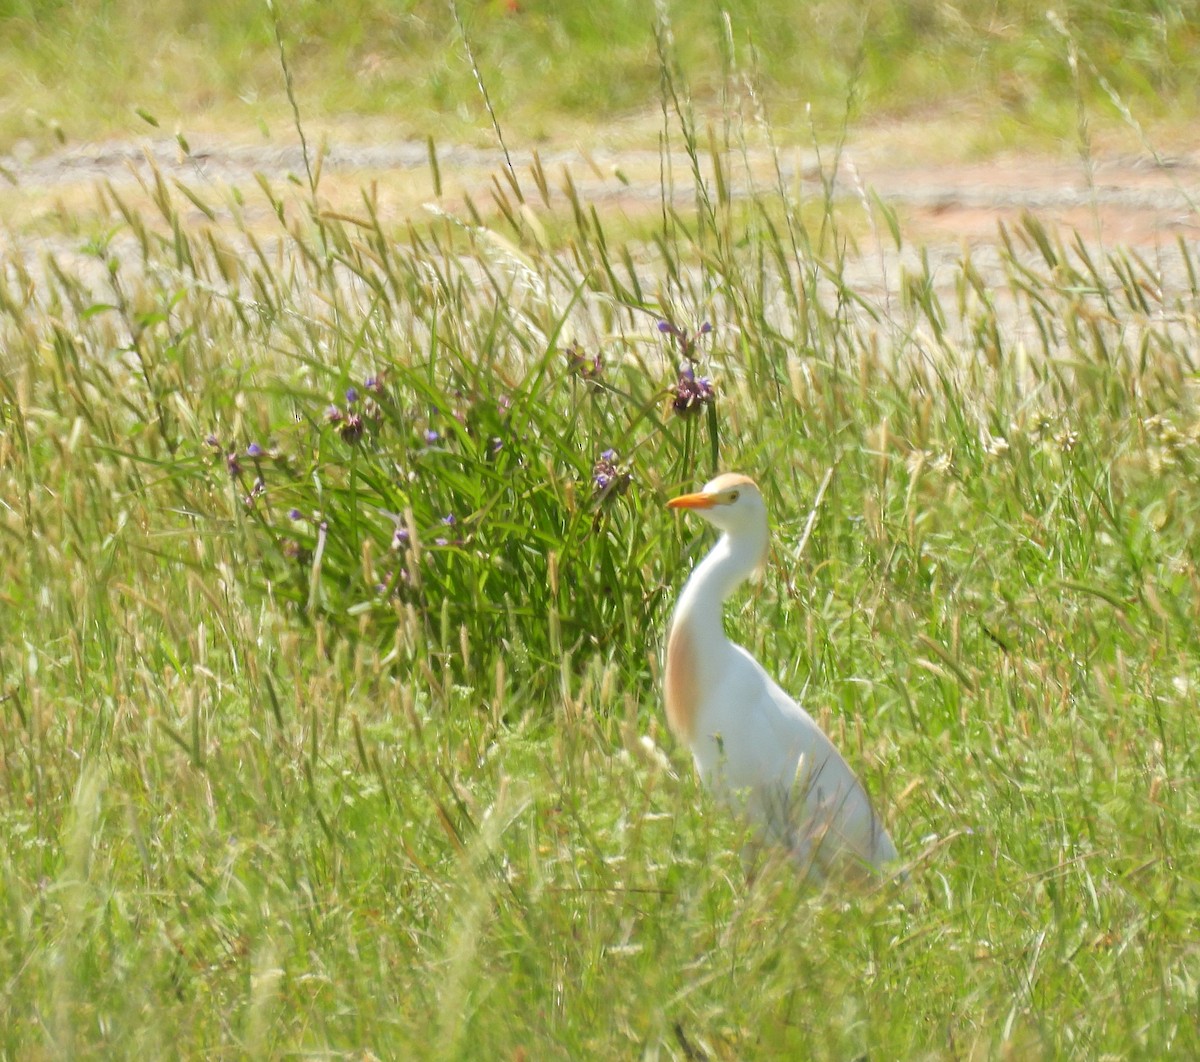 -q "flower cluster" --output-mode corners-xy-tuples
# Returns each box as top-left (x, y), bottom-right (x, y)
(1025, 410), (1081, 454)
(416, 386), (514, 455)
(434, 512), (461, 547)
(372, 514), (414, 597)
(207, 367), (522, 616)
(657, 321), (716, 417)
(206, 433), (273, 507)
(670, 363), (715, 416)
(425, 389), (510, 458)
(565, 343), (604, 382)
(374, 508), (468, 601)
(385, 511), (464, 552)
(591, 448), (632, 502)
(325, 383), (383, 443)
